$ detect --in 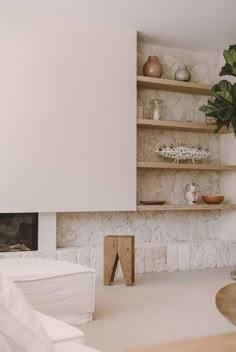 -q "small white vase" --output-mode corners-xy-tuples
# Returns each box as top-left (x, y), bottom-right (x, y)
(174, 65), (191, 82)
